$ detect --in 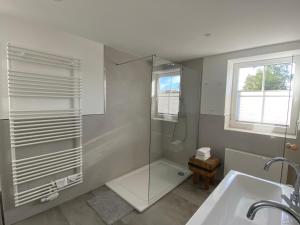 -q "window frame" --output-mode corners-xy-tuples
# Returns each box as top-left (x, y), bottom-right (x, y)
(152, 68), (182, 122)
(226, 53), (300, 138)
